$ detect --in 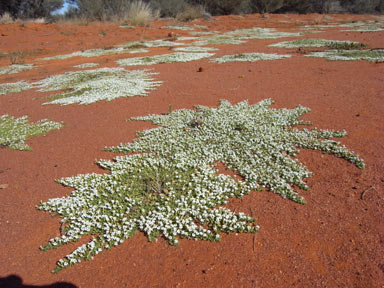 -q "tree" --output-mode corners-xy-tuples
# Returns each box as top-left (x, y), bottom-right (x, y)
(0, 0), (64, 18)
